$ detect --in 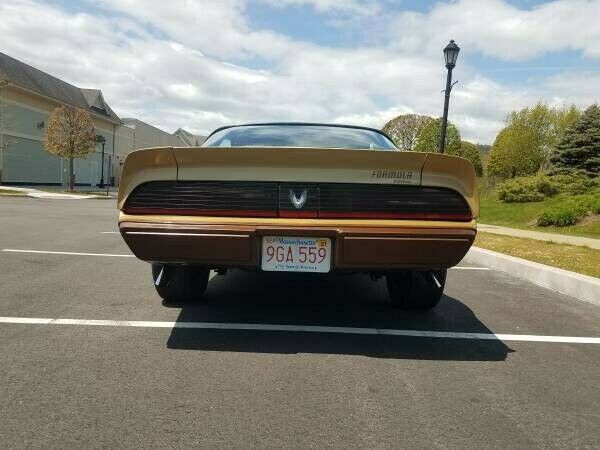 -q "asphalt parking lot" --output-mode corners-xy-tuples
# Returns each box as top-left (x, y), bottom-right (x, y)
(1, 196), (599, 448)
